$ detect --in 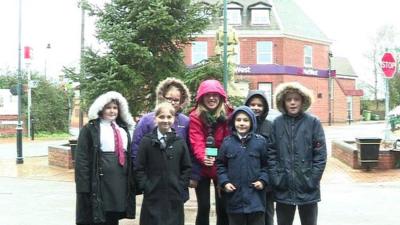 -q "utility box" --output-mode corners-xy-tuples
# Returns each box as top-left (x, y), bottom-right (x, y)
(356, 138), (381, 170)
